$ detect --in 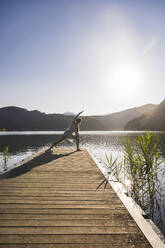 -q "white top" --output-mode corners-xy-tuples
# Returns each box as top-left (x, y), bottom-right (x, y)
(63, 111), (83, 138)
(63, 123), (75, 137)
